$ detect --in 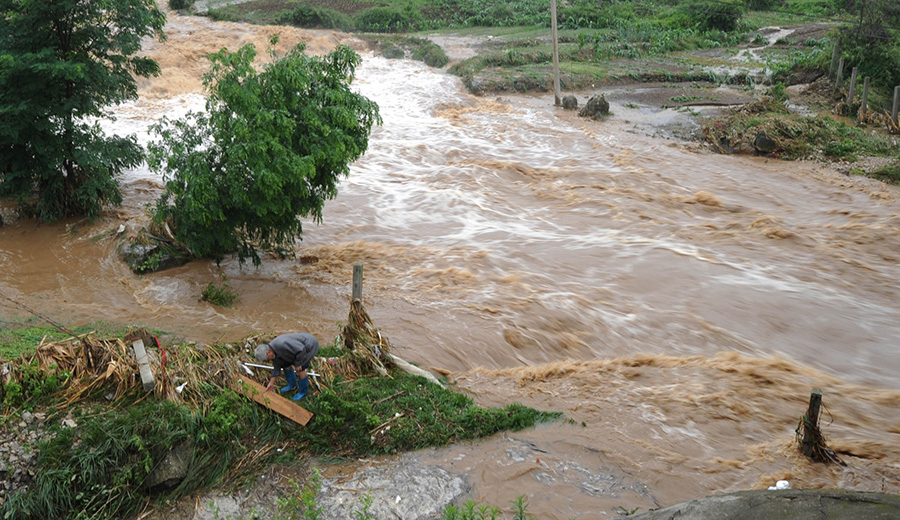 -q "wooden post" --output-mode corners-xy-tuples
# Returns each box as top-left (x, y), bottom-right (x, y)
(829, 43), (839, 78)
(847, 67), (858, 103)
(550, 0), (562, 106)
(833, 58), (844, 93)
(352, 262), (363, 303)
(859, 76), (870, 123)
(892, 86), (899, 124)
(801, 388), (823, 457)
